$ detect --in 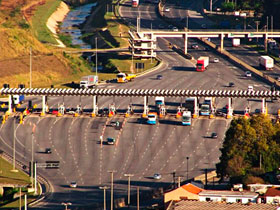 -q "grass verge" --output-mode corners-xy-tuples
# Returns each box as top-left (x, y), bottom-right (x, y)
(31, 0), (61, 44)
